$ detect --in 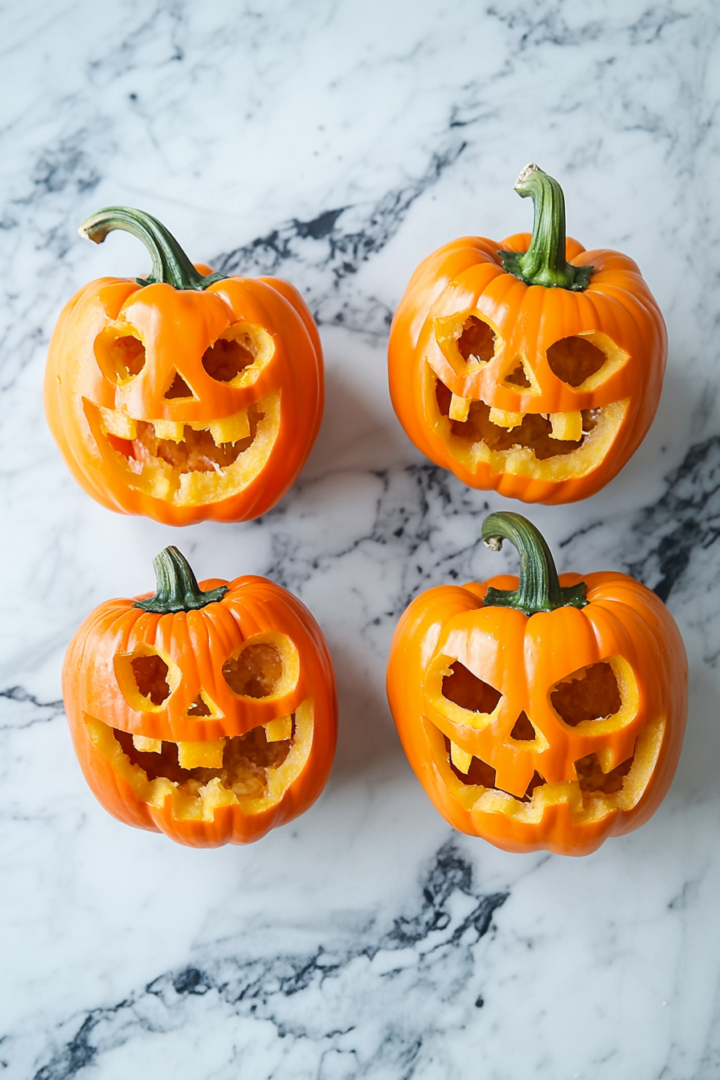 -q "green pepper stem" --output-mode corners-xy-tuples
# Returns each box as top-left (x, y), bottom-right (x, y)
(135, 547), (228, 614)
(79, 206), (226, 291)
(498, 164), (592, 291)
(481, 512), (587, 616)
